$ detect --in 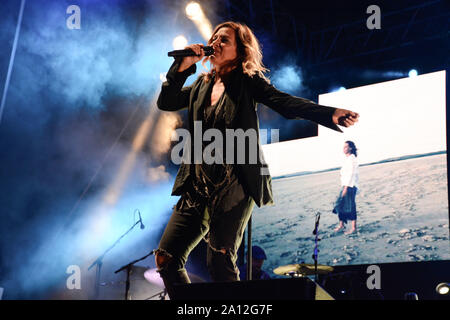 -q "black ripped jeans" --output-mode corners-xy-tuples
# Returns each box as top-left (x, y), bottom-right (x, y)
(156, 177), (254, 299)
